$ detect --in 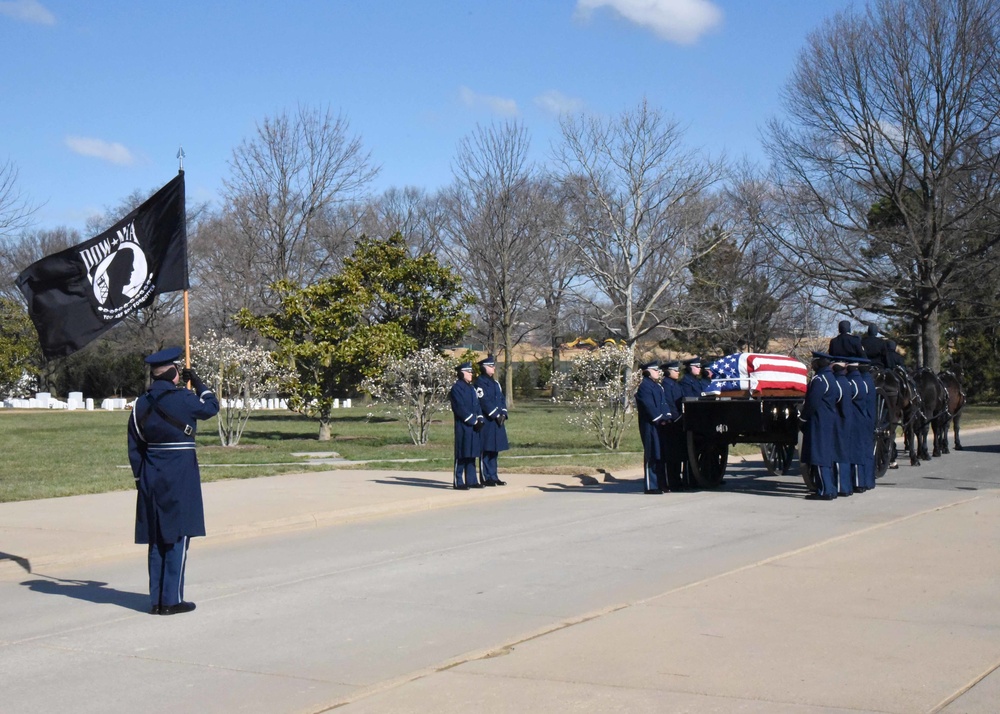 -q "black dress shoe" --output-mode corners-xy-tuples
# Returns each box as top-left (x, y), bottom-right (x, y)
(149, 605), (161, 615)
(494, 480), (507, 486)
(160, 601), (196, 616)
(483, 480), (497, 486)
(454, 485), (469, 490)
(805, 493), (835, 501)
(644, 489), (664, 495)
(469, 483), (484, 489)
